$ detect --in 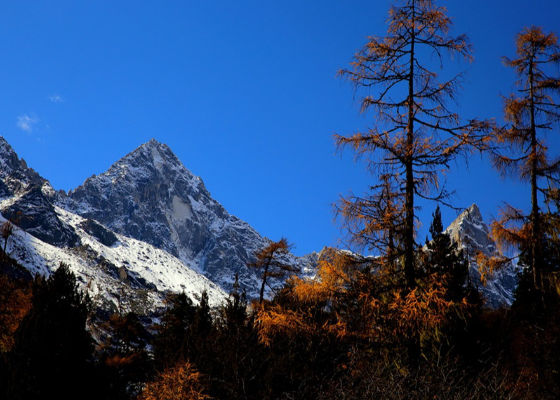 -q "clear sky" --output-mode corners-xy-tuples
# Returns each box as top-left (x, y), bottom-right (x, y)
(0, 0), (559, 256)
